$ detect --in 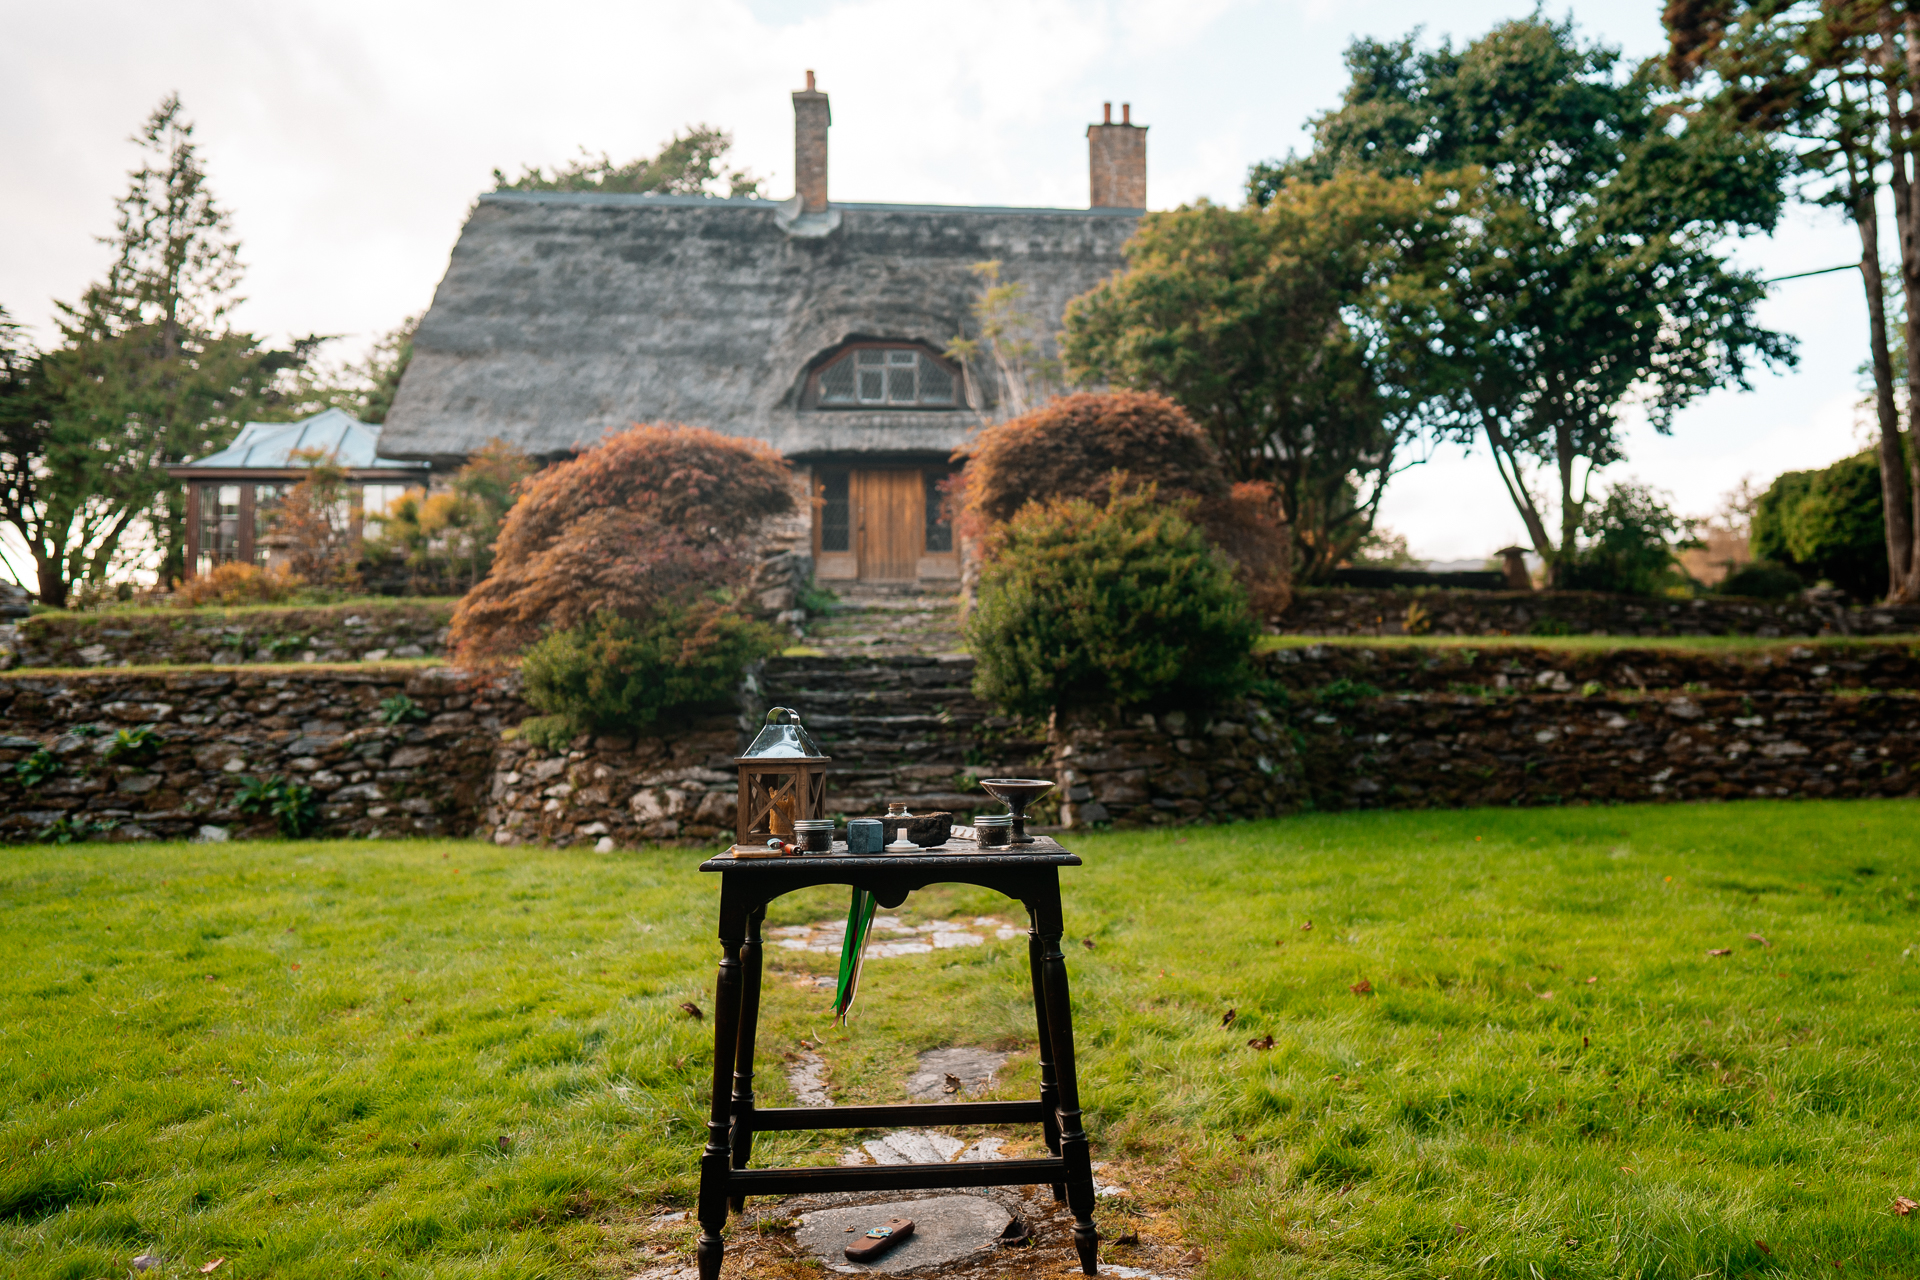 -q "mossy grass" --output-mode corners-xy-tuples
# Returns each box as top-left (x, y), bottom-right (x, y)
(1257, 631), (1920, 653)
(26, 597), (460, 622)
(0, 658), (444, 679)
(3, 802), (1918, 1277)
